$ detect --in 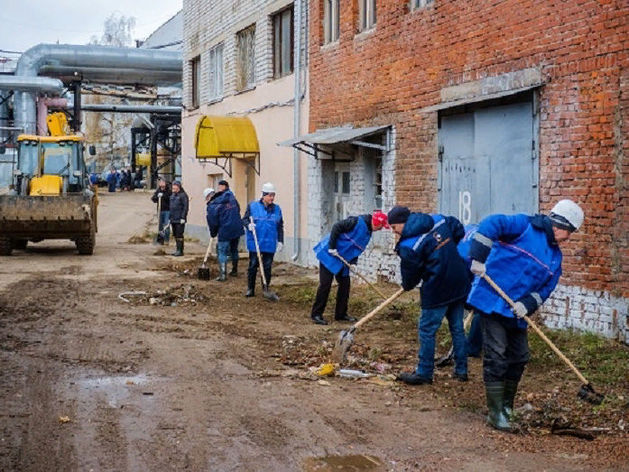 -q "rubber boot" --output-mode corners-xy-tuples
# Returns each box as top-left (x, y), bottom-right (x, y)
(485, 382), (512, 432)
(172, 238), (184, 257)
(230, 260), (238, 277)
(245, 273), (255, 297)
(503, 379), (519, 420)
(216, 262), (227, 281)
